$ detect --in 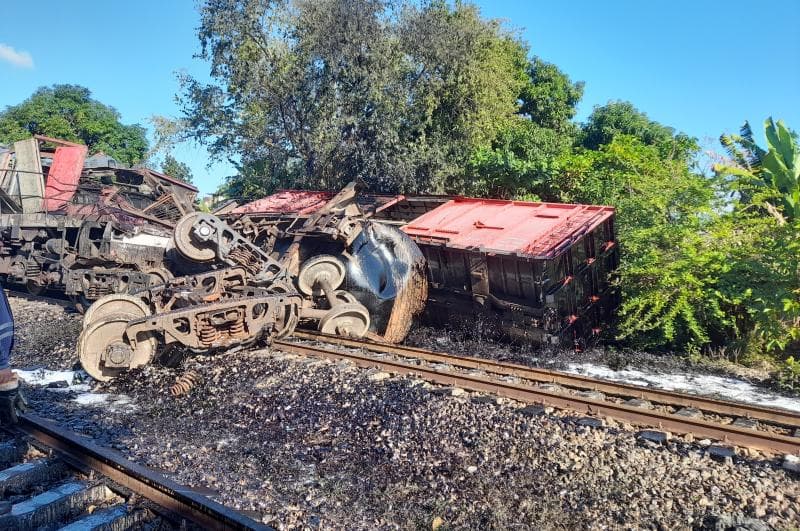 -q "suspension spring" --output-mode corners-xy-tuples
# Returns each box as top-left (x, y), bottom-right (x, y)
(24, 261), (41, 277)
(228, 247), (260, 275)
(228, 318), (246, 337)
(199, 323), (220, 346)
(170, 370), (203, 397)
(87, 286), (113, 298)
